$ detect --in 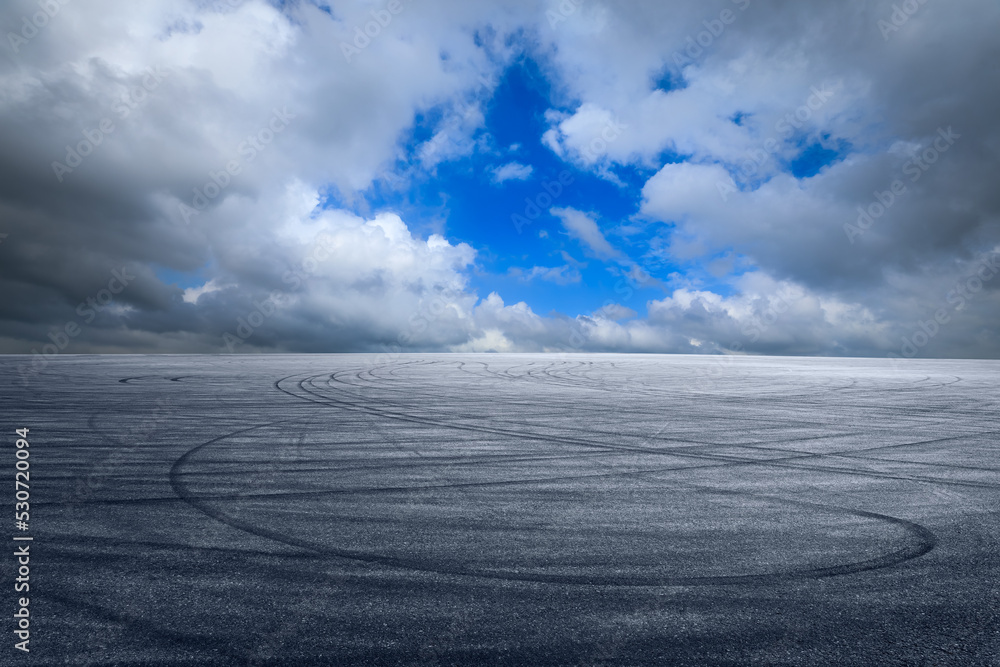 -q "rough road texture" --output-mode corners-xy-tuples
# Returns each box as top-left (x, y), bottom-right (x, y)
(3, 354), (999, 665)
